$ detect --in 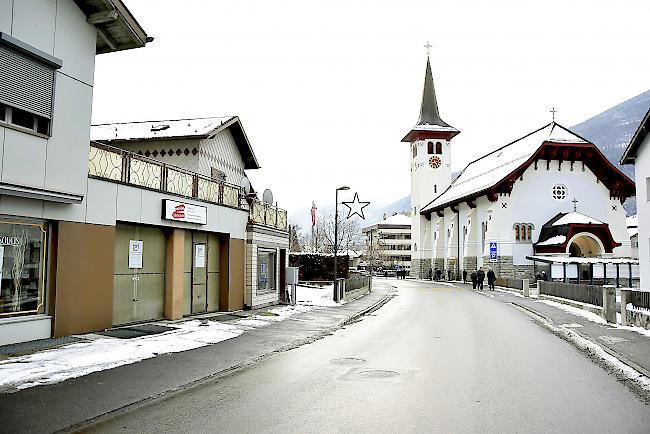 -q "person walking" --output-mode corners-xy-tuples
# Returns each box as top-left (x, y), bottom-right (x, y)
(428, 268), (433, 281)
(471, 270), (477, 289)
(477, 268), (485, 290)
(487, 268), (496, 291)
(436, 268), (442, 281)
(447, 269), (452, 281)
(463, 269), (467, 284)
